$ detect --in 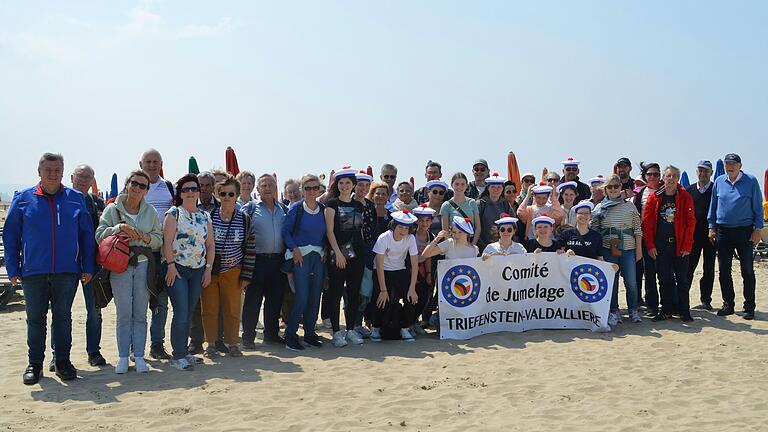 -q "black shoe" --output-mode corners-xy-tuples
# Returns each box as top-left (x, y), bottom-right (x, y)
(693, 303), (712, 311)
(23, 364), (43, 385)
(188, 342), (204, 355)
(48, 358), (56, 372)
(88, 351), (107, 366)
(681, 313), (694, 322)
(285, 336), (305, 351)
(645, 307), (659, 318)
(241, 340), (256, 350)
(54, 361), (77, 381)
(651, 313), (667, 322)
(716, 305), (735, 316)
(303, 334), (323, 348)
(264, 335), (285, 345)
(215, 339), (230, 354)
(150, 343), (171, 360)
(743, 310), (755, 320)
